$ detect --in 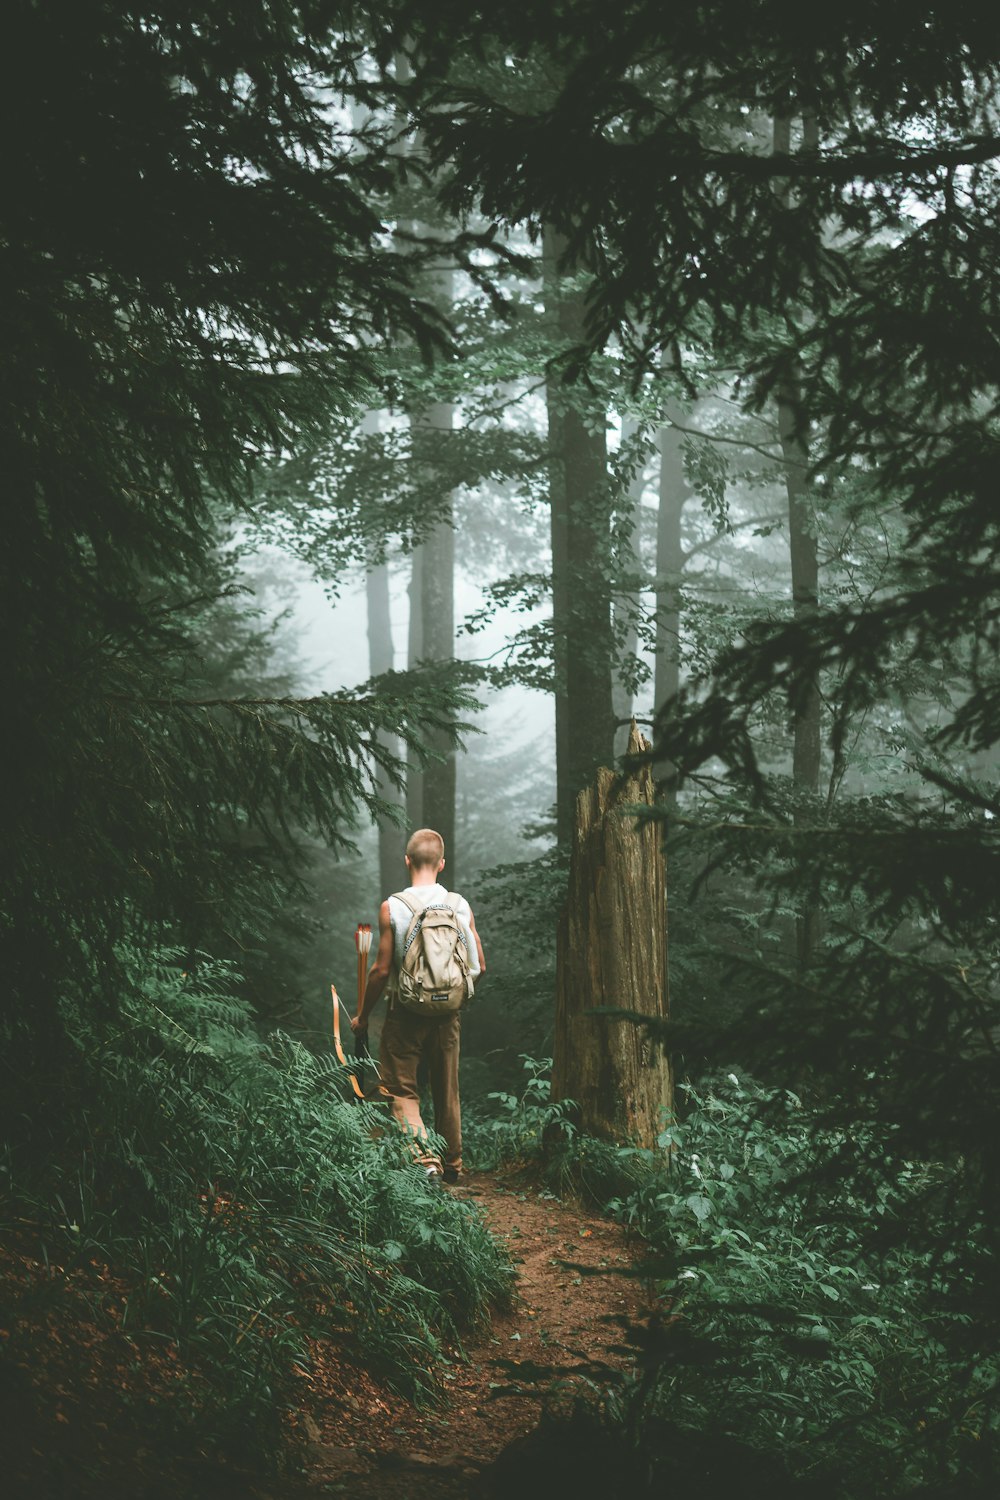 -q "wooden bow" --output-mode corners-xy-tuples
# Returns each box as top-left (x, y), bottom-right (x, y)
(330, 982), (366, 1101)
(329, 922), (387, 1102)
